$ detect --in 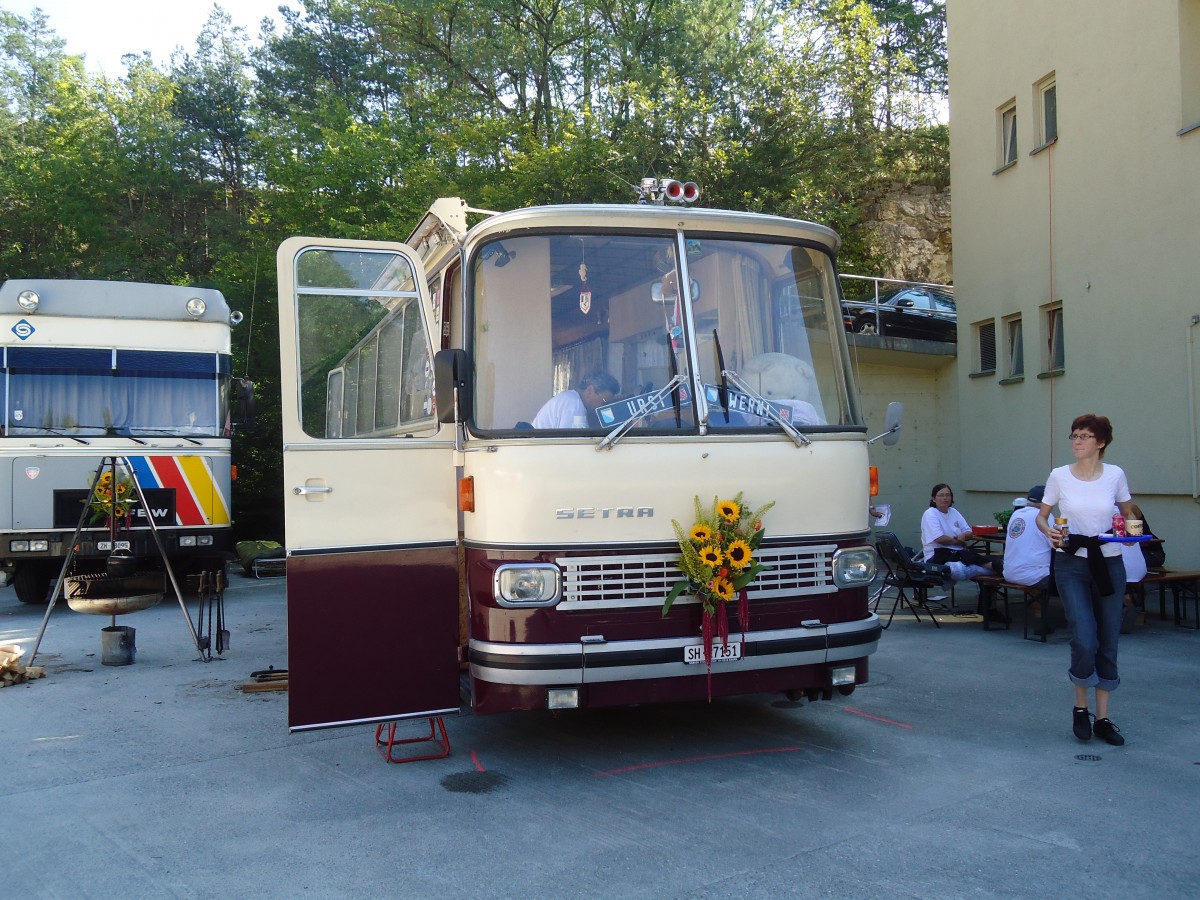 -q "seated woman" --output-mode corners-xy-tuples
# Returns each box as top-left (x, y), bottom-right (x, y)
(921, 483), (1007, 621)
